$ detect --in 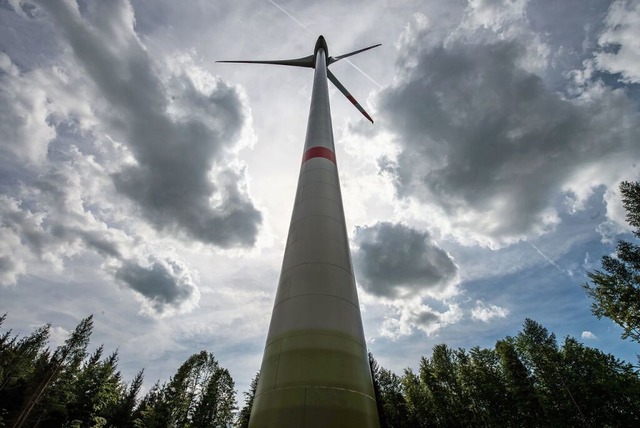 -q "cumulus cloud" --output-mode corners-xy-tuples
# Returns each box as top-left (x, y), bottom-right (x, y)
(581, 330), (597, 340)
(379, 300), (462, 340)
(471, 300), (510, 322)
(0, 51), (56, 162)
(115, 257), (199, 316)
(353, 222), (460, 338)
(0, 144), (199, 316)
(34, 0), (261, 247)
(353, 222), (458, 299)
(463, 0), (527, 33)
(376, 12), (640, 247)
(0, 196), (32, 284)
(0, 0), (267, 314)
(595, 0), (640, 83)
